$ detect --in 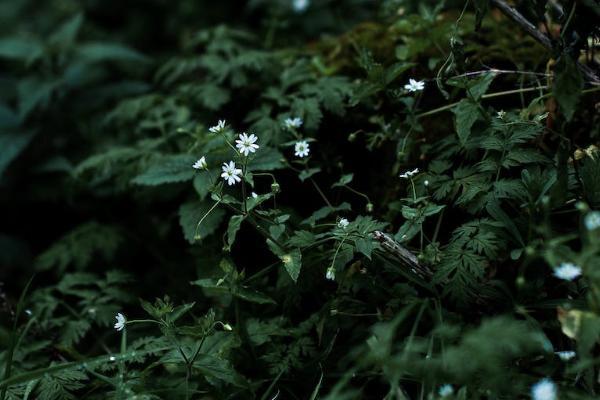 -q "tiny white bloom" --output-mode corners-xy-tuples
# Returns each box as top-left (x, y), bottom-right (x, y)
(114, 313), (126, 331)
(209, 119), (226, 133)
(222, 323), (233, 331)
(235, 132), (259, 156)
(251, 192), (258, 198)
(284, 117), (303, 129)
(555, 350), (576, 361)
(553, 262), (582, 281)
(221, 161), (242, 186)
(399, 168), (419, 179)
(424, 179), (429, 187)
(292, 0), (309, 12)
(109, 356), (116, 361)
(404, 78), (425, 92)
(25, 309), (32, 316)
(338, 218), (349, 229)
(497, 110), (506, 119)
(192, 156), (207, 170)
(294, 140), (310, 158)
(438, 384), (454, 397)
(325, 267), (335, 280)
(584, 211), (600, 231)
(531, 378), (557, 400)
